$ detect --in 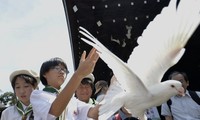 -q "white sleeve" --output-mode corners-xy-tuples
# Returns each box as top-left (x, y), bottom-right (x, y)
(76, 98), (93, 119)
(30, 90), (57, 120)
